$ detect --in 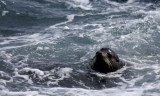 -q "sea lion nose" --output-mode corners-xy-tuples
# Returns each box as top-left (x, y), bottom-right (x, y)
(96, 51), (100, 54)
(96, 51), (103, 57)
